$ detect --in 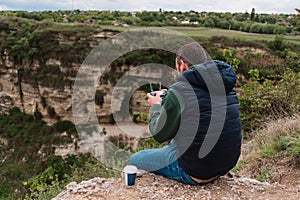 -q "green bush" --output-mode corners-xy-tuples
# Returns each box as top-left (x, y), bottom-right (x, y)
(240, 69), (300, 136)
(24, 153), (119, 200)
(34, 107), (43, 121)
(36, 65), (64, 89)
(40, 96), (47, 108)
(0, 108), (87, 199)
(47, 106), (56, 118)
(222, 49), (240, 71)
(52, 120), (75, 133)
(95, 91), (105, 108)
(52, 120), (77, 137)
(273, 26), (287, 35)
(257, 167), (274, 182)
(133, 112), (149, 123)
(135, 137), (165, 152)
(268, 35), (287, 57)
(250, 23), (263, 33)
(283, 136), (300, 160)
(259, 134), (300, 164)
(261, 24), (276, 34)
